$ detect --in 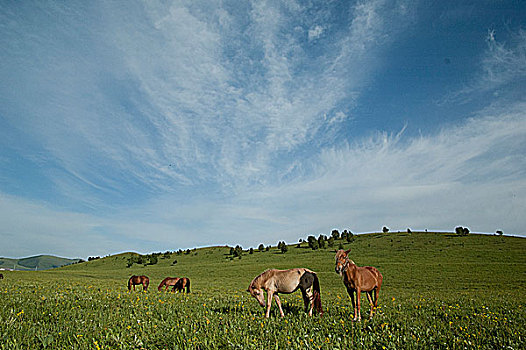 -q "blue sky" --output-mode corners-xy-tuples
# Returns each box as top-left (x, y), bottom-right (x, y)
(1, 0), (525, 259)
